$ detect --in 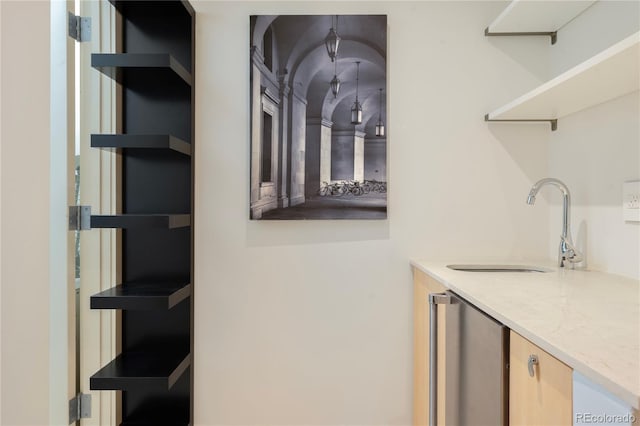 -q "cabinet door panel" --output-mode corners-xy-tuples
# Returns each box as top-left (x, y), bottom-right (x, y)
(510, 331), (572, 426)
